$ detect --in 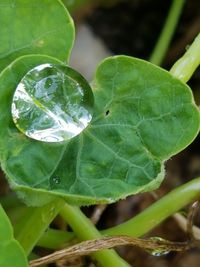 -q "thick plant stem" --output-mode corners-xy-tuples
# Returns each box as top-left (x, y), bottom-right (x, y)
(38, 177), (200, 249)
(60, 204), (130, 267)
(15, 199), (65, 256)
(149, 0), (185, 65)
(170, 33), (200, 82)
(103, 177), (200, 237)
